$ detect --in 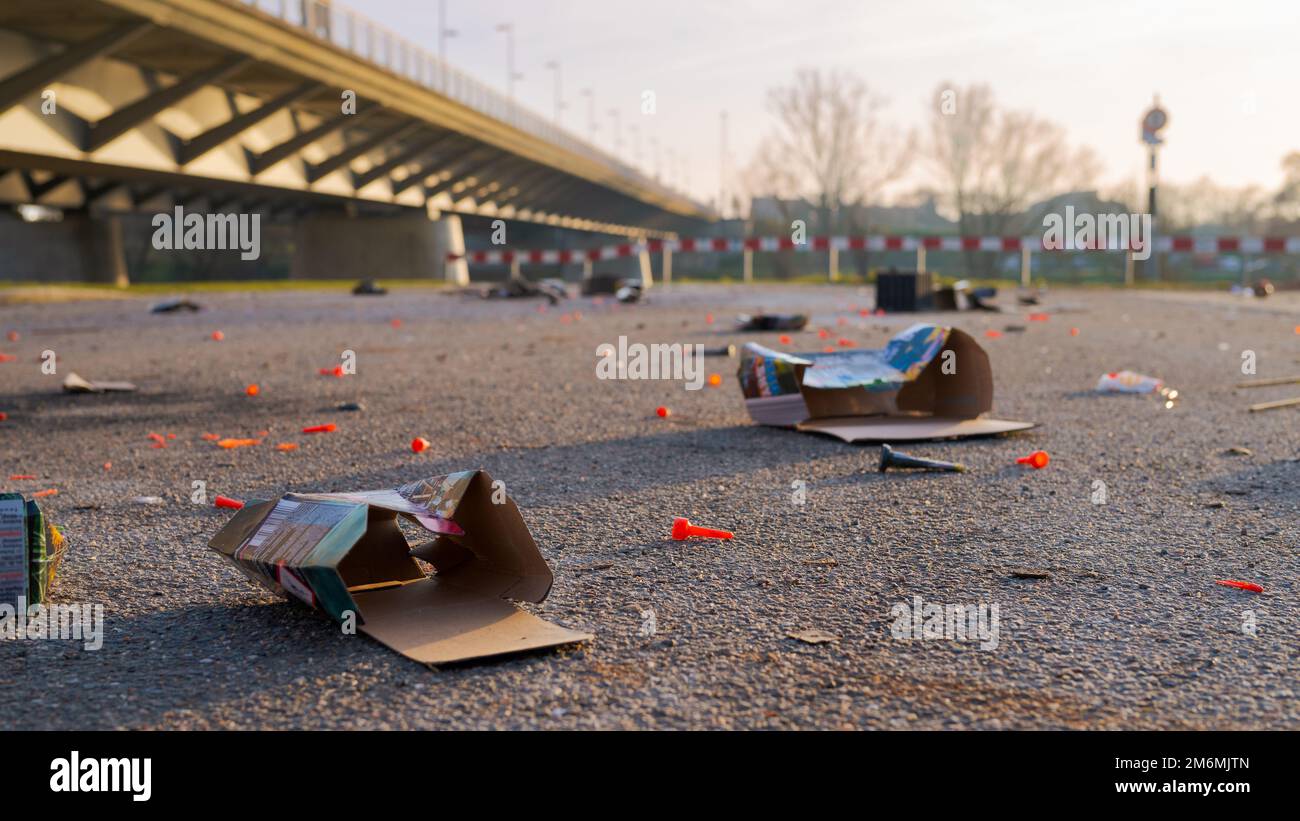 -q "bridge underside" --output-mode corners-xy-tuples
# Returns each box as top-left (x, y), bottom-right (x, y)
(0, 0), (712, 283)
